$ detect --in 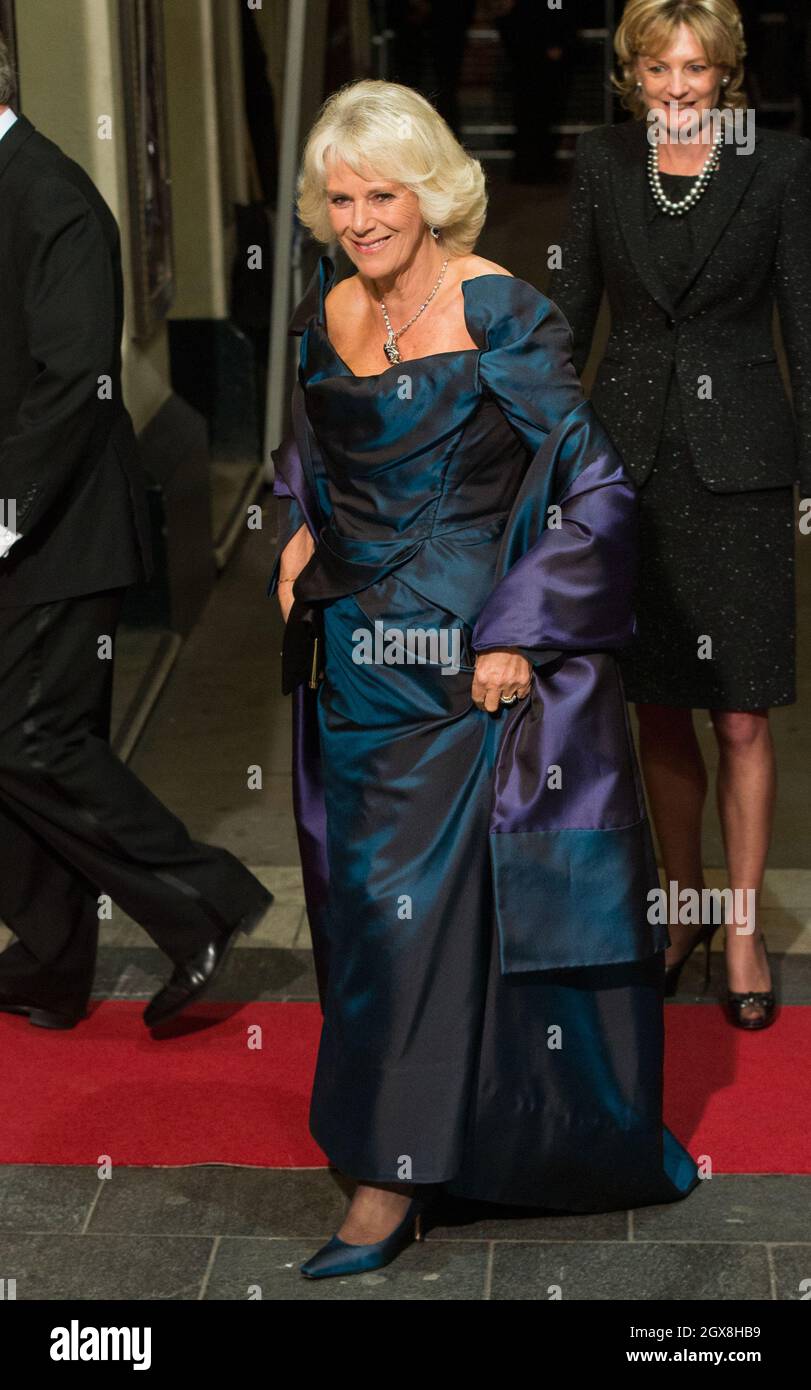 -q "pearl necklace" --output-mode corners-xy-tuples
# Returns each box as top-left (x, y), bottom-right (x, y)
(647, 130), (723, 216)
(379, 259), (449, 365)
